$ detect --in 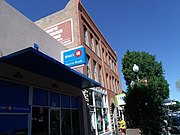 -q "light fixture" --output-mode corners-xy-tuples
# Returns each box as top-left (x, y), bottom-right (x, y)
(13, 71), (23, 79)
(52, 83), (58, 88)
(133, 64), (139, 73)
